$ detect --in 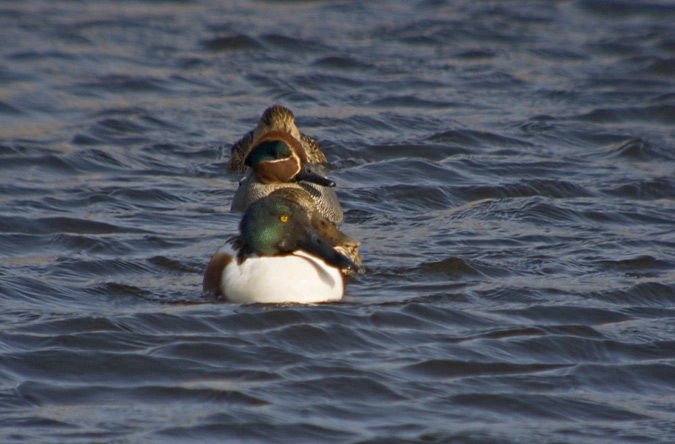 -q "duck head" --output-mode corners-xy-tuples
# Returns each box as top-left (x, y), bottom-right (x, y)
(238, 195), (360, 273)
(245, 131), (335, 187)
